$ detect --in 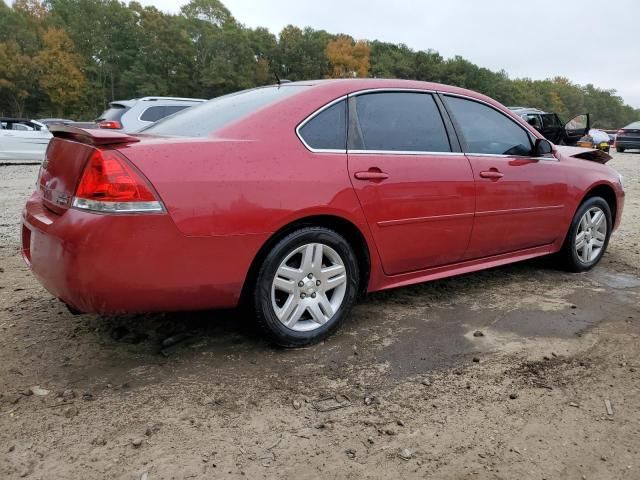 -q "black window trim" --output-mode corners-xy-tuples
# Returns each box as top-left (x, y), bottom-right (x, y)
(439, 92), (556, 160)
